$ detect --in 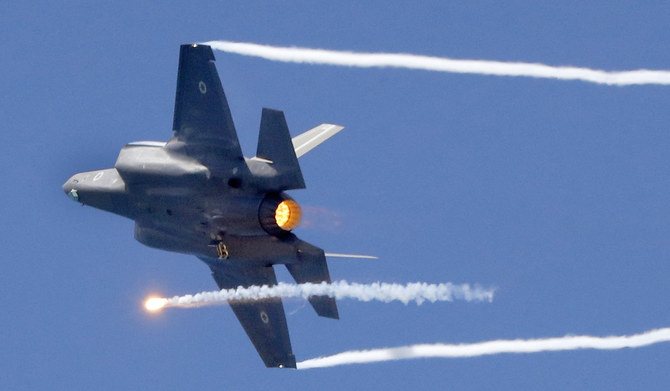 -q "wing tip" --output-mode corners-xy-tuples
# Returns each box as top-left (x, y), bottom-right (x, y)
(267, 354), (297, 369)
